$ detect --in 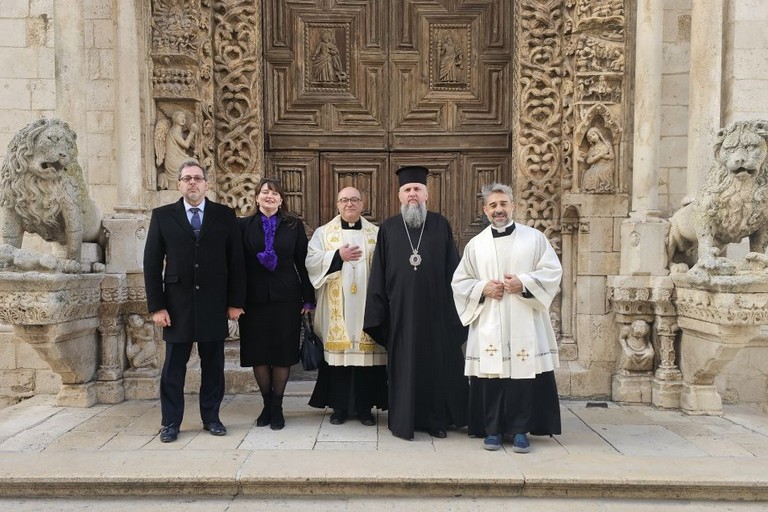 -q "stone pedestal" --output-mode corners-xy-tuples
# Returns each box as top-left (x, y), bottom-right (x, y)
(619, 218), (670, 276)
(673, 272), (768, 415)
(102, 214), (149, 274)
(612, 373), (653, 403)
(124, 369), (160, 400)
(0, 272), (105, 407)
